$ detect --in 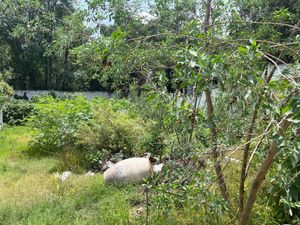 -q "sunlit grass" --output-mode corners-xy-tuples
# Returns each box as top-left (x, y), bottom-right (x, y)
(0, 173), (144, 225)
(0, 126), (31, 159)
(0, 126), (58, 208)
(0, 126), (144, 225)
(0, 126), (278, 224)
